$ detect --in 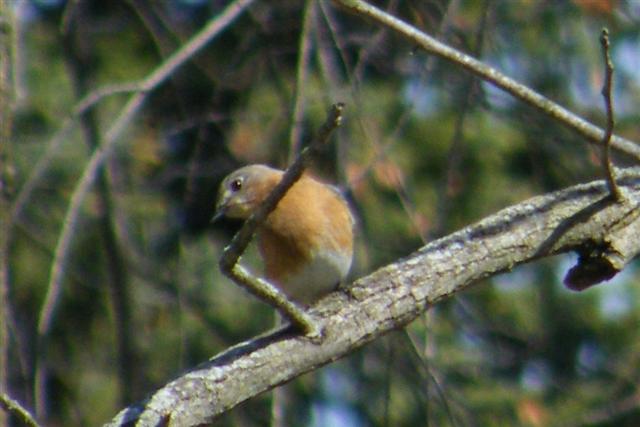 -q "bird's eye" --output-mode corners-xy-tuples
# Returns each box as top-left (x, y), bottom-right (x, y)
(230, 178), (243, 192)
